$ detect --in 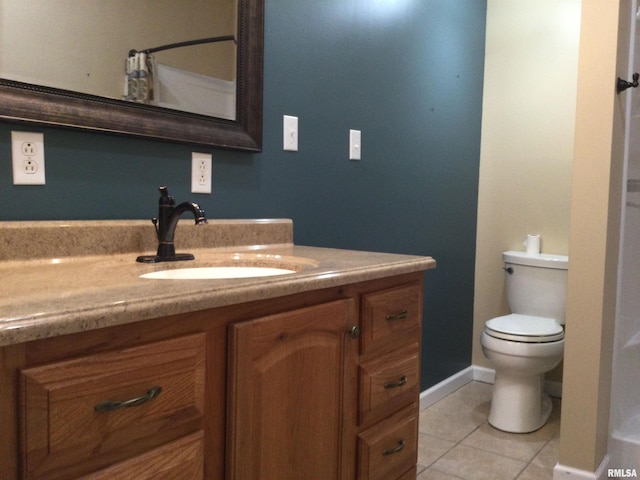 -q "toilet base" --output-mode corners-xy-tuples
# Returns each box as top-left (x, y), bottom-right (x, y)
(488, 371), (553, 433)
